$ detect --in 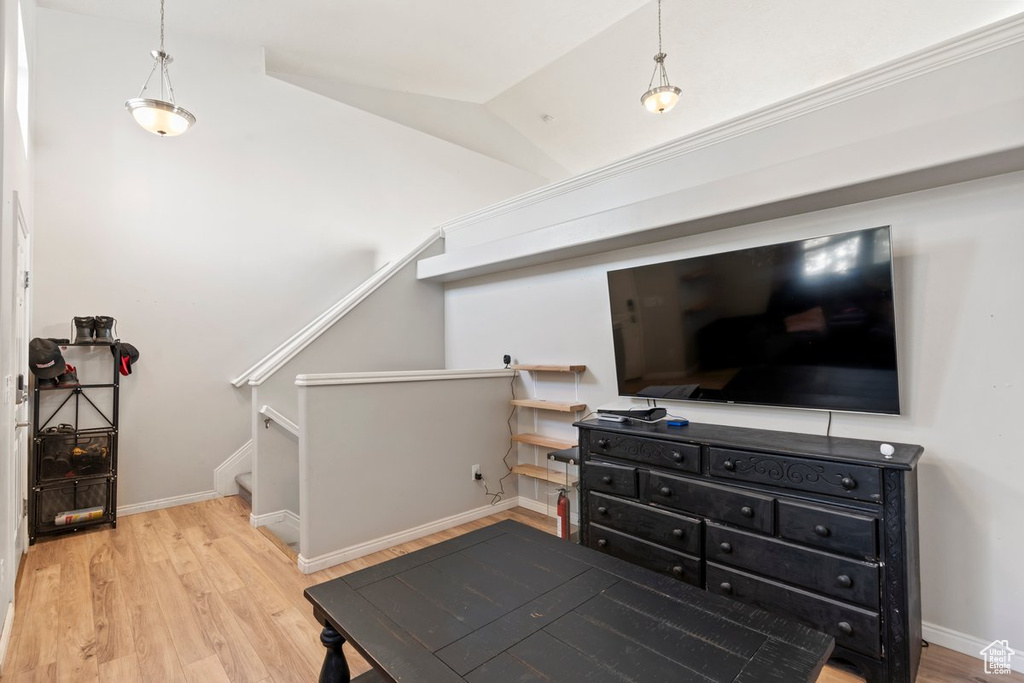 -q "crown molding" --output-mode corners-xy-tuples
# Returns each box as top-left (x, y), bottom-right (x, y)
(439, 13), (1024, 237)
